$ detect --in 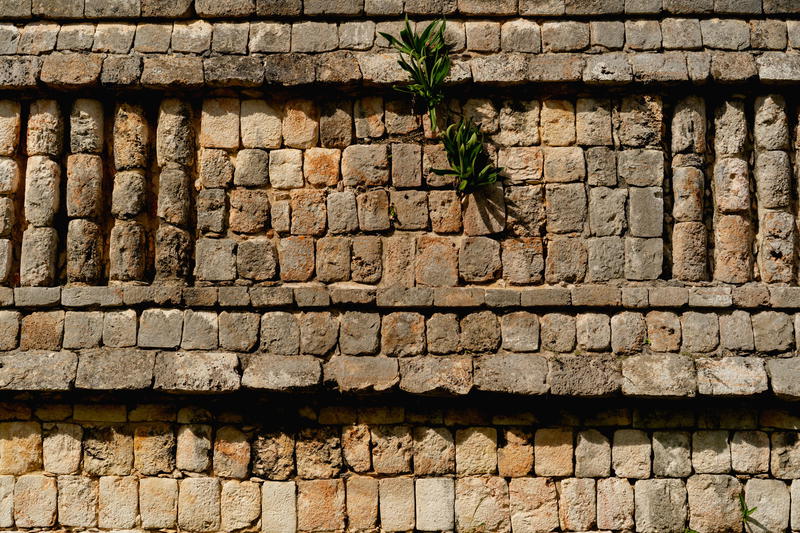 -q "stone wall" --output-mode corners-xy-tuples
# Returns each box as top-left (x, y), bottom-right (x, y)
(1, 0), (800, 531)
